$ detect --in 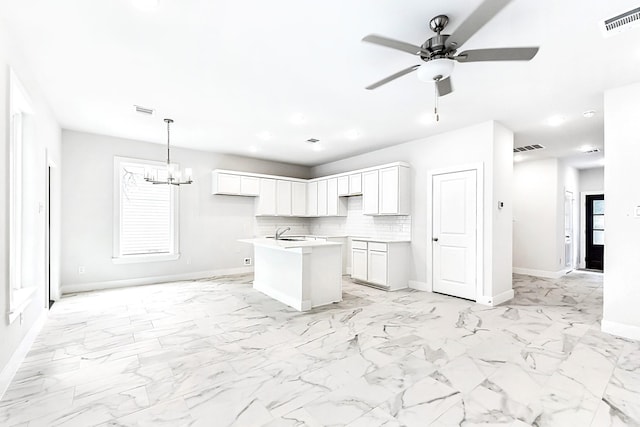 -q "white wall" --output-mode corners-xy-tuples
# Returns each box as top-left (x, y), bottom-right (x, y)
(512, 159), (560, 275)
(61, 130), (310, 292)
(312, 121), (514, 303)
(579, 167), (604, 193)
(602, 81), (640, 340)
(0, 25), (62, 379)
